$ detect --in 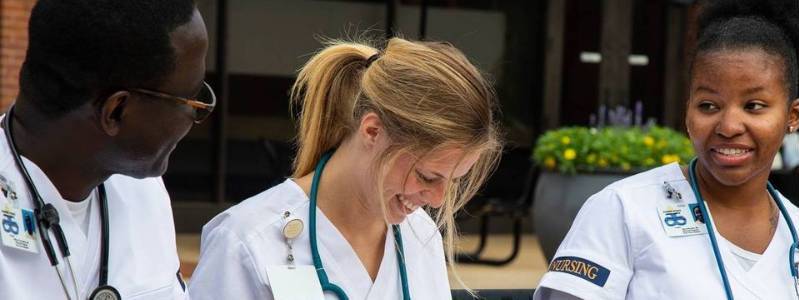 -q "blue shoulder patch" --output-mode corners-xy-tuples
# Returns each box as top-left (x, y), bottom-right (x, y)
(548, 256), (610, 287)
